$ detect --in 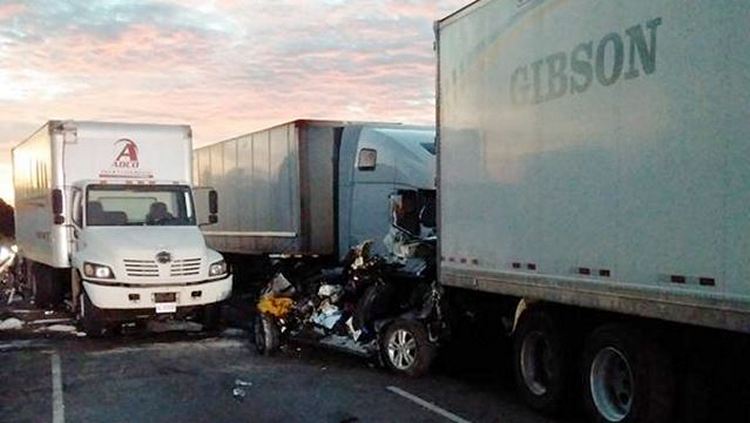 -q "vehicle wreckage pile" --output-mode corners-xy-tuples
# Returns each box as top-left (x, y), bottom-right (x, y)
(253, 234), (446, 376)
